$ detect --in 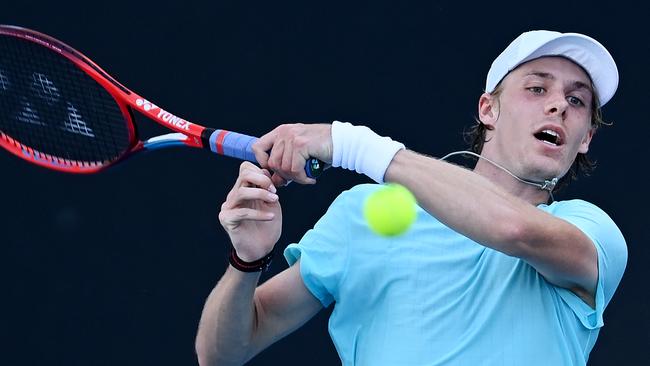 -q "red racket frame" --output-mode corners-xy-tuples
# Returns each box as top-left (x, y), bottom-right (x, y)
(0, 25), (211, 173)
